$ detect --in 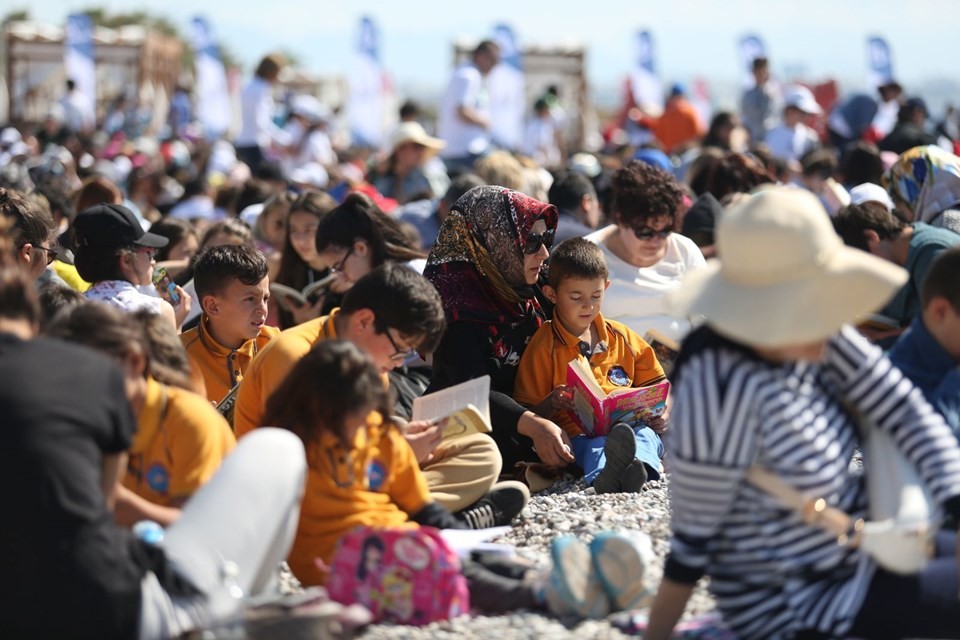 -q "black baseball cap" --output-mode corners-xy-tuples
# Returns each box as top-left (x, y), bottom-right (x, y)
(73, 203), (169, 249)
